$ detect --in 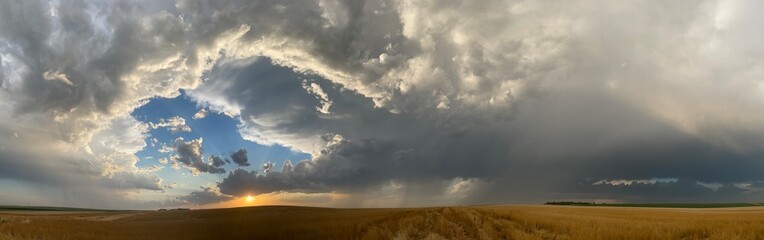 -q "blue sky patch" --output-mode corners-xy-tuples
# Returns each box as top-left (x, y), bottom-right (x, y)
(131, 90), (311, 174)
